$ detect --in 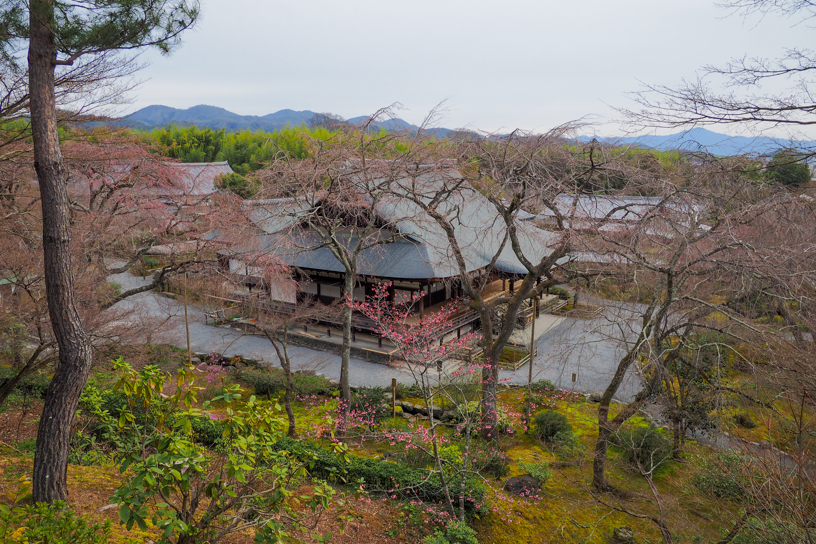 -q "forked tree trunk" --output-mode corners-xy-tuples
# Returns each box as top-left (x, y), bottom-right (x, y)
(592, 340), (646, 491)
(29, 0), (95, 503)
